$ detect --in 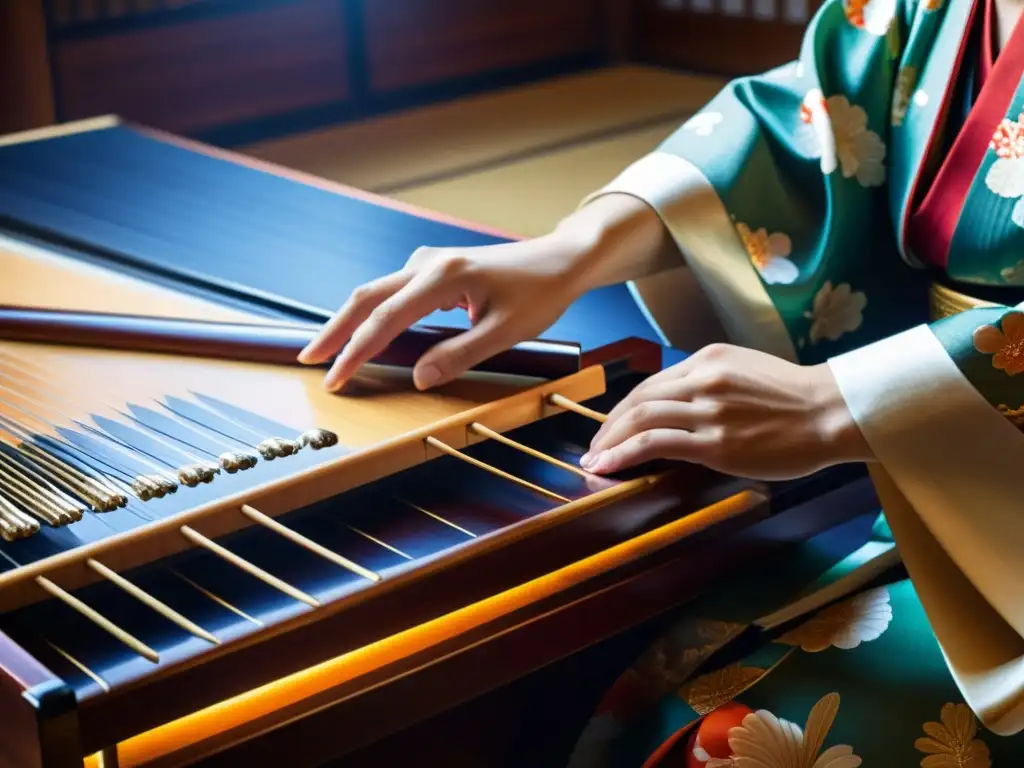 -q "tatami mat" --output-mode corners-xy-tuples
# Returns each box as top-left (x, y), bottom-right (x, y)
(246, 65), (723, 194)
(392, 120), (681, 238)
